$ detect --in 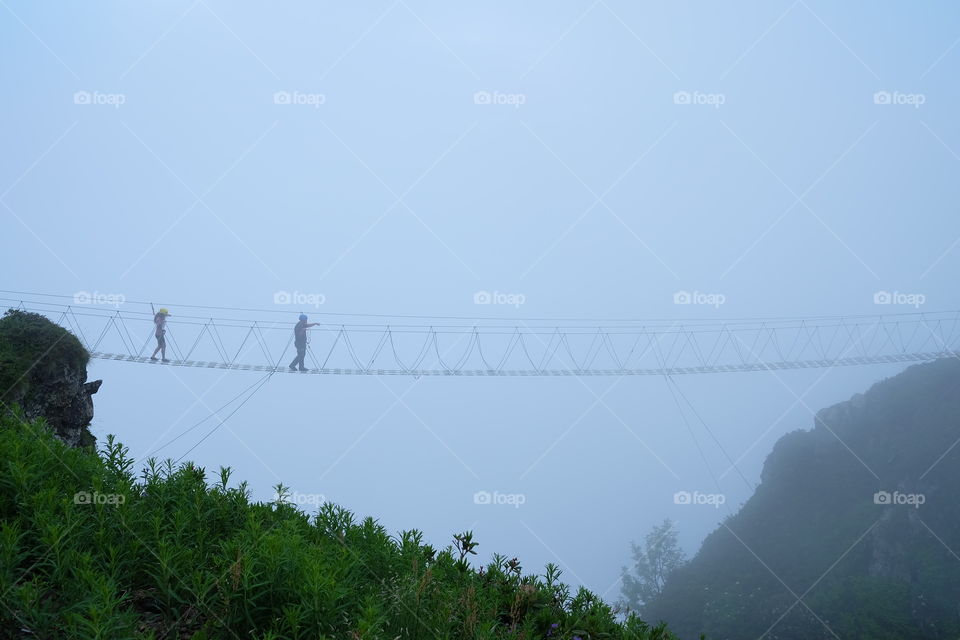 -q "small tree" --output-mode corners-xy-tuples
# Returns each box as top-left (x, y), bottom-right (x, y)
(621, 519), (685, 612)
